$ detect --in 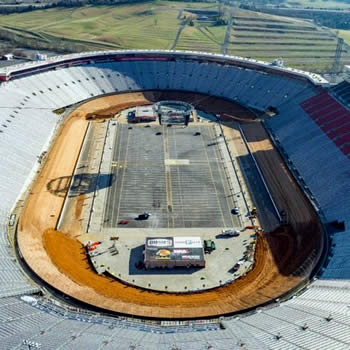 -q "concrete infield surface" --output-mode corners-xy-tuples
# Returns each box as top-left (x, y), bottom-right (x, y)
(104, 124), (238, 229)
(17, 91), (323, 319)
